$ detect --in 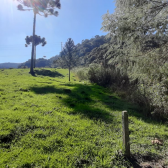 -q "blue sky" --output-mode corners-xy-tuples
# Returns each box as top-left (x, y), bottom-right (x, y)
(0, 0), (115, 63)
